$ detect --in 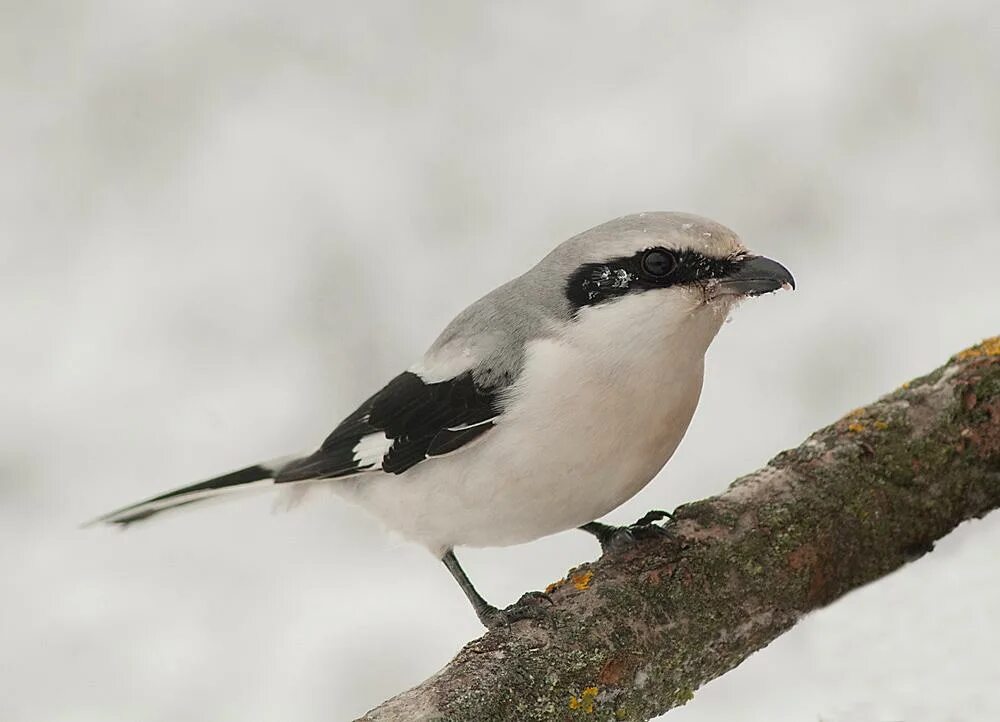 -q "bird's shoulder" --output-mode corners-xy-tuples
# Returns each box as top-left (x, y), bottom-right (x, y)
(278, 272), (570, 483)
